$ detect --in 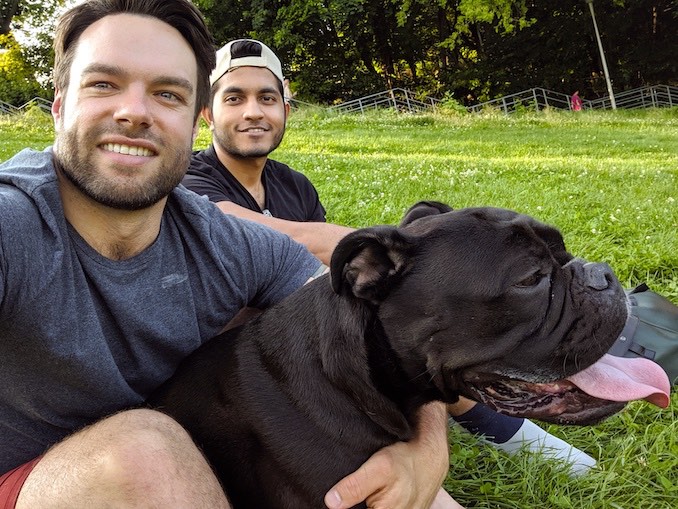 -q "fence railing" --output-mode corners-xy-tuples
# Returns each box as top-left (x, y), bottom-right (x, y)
(3, 85), (676, 117)
(328, 84), (677, 115)
(468, 84), (677, 113)
(584, 85), (677, 110)
(329, 88), (441, 114)
(467, 87), (574, 113)
(0, 97), (52, 115)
